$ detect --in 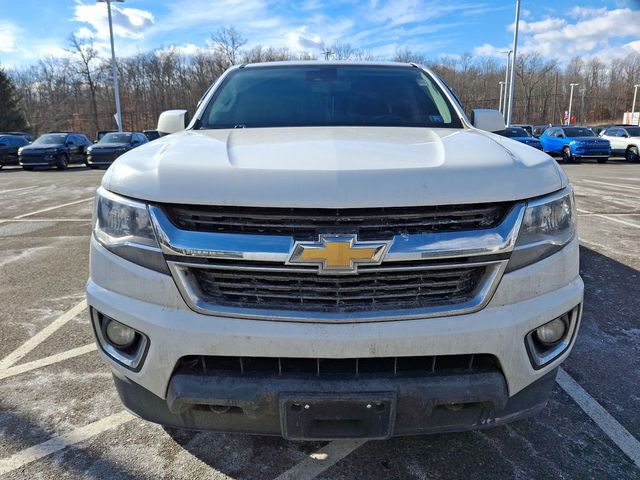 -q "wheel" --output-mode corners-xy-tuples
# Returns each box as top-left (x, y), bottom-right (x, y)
(626, 146), (639, 163)
(562, 147), (572, 163)
(597, 158), (608, 164)
(56, 154), (69, 170)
